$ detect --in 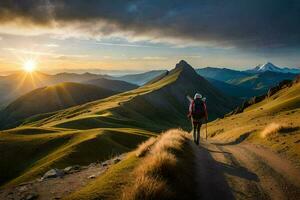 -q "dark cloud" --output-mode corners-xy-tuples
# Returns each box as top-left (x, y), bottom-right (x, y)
(0, 0), (300, 49)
